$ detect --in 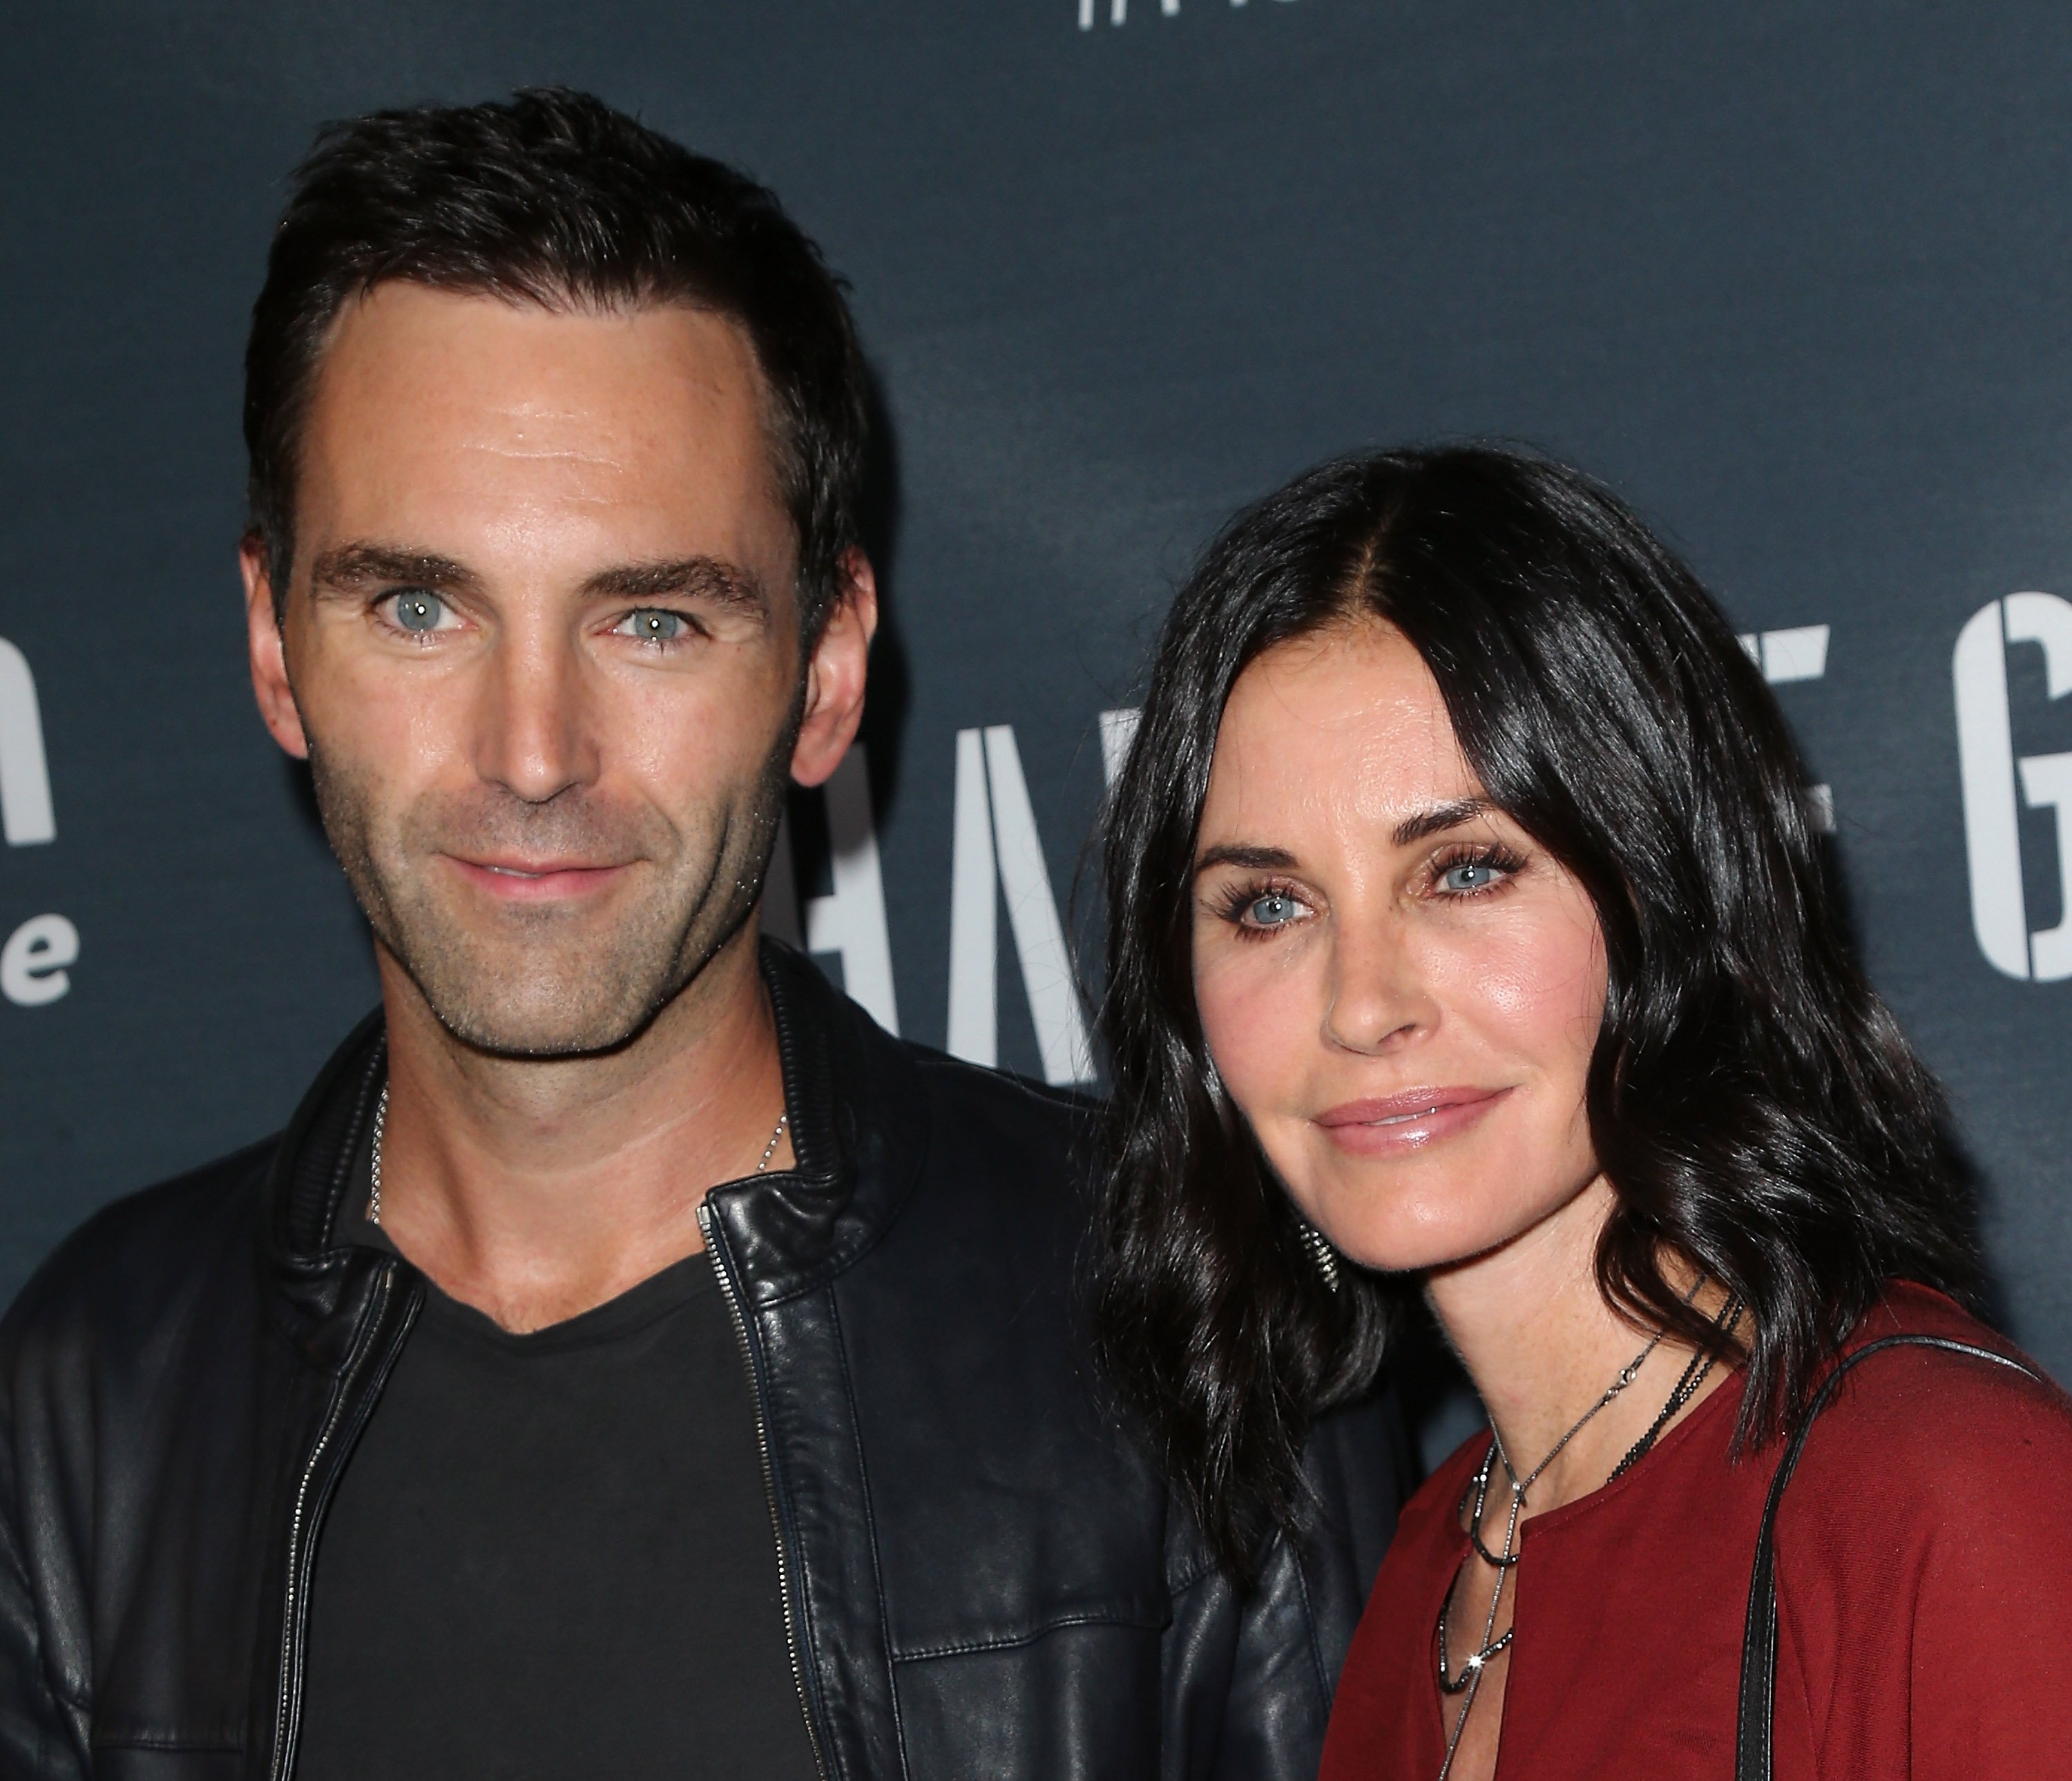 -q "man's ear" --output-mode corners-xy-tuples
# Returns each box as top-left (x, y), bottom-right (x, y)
(790, 548), (879, 789)
(242, 532), (310, 761)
